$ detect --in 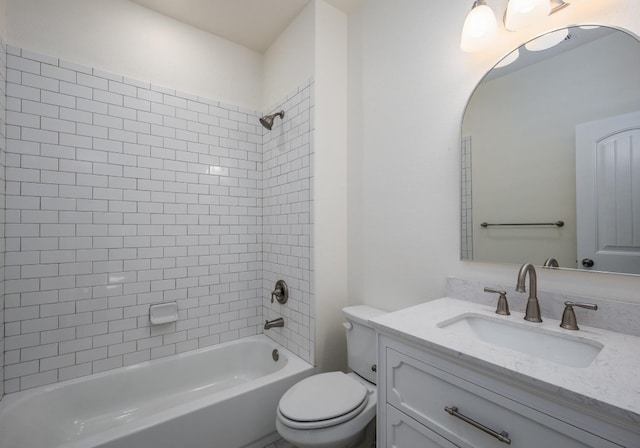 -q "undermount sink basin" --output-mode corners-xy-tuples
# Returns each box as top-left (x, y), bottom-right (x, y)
(437, 314), (603, 368)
